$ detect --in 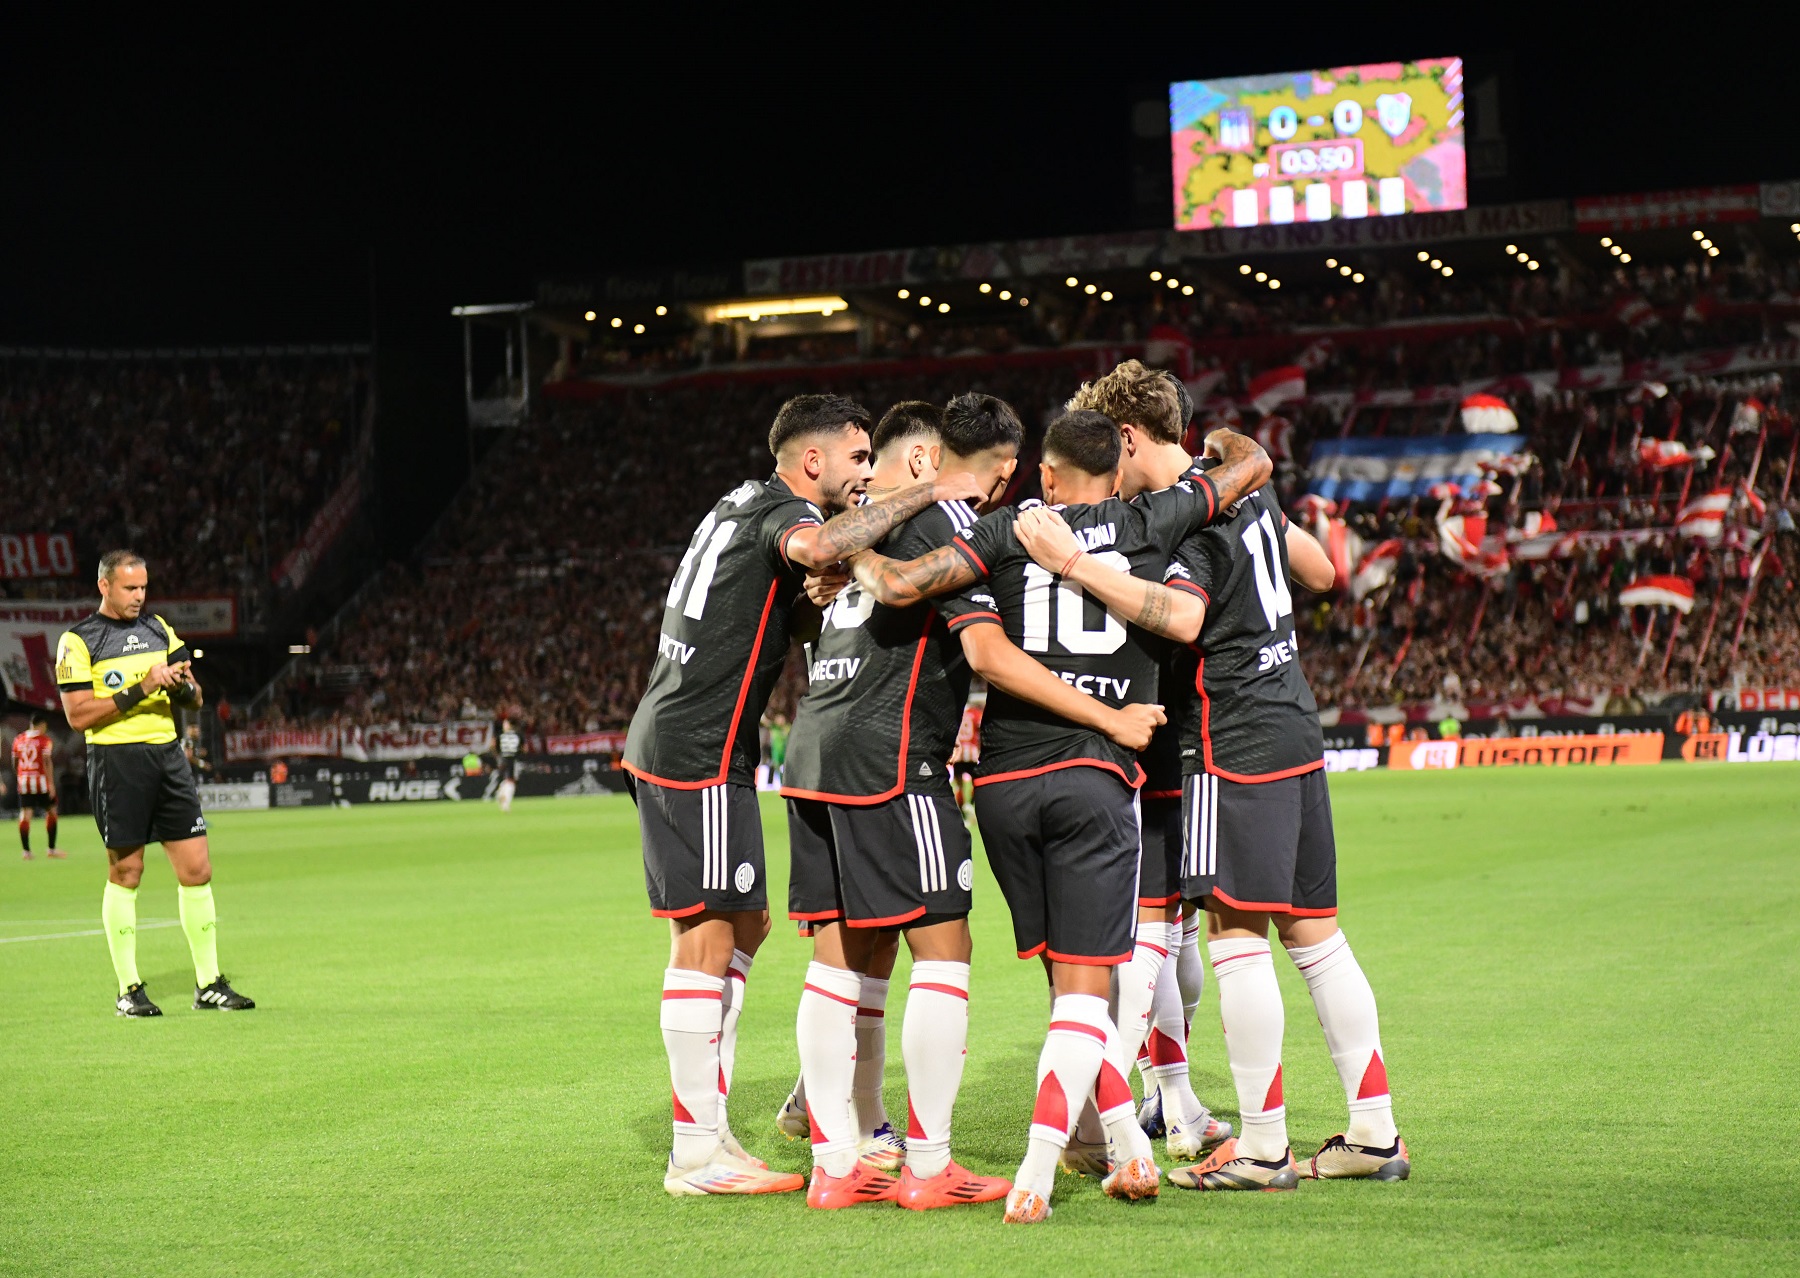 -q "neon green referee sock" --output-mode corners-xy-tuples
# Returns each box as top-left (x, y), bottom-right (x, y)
(178, 883), (221, 987)
(101, 881), (141, 995)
